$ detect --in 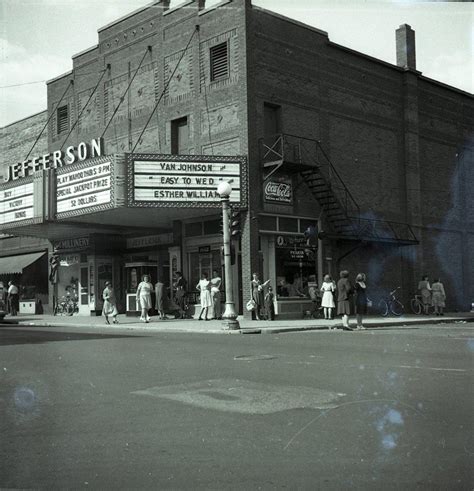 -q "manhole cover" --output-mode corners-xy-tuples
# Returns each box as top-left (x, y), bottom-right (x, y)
(234, 354), (276, 361)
